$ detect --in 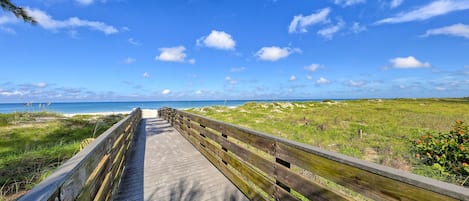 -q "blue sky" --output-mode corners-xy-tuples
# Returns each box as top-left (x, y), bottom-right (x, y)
(0, 0), (468, 102)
